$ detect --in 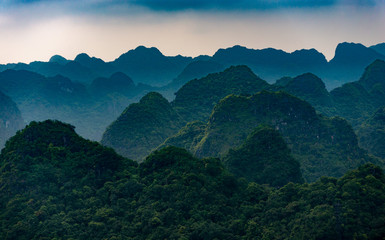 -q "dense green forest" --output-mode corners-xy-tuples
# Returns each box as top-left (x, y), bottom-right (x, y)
(1, 121), (384, 239)
(162, 91), (375, 182)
